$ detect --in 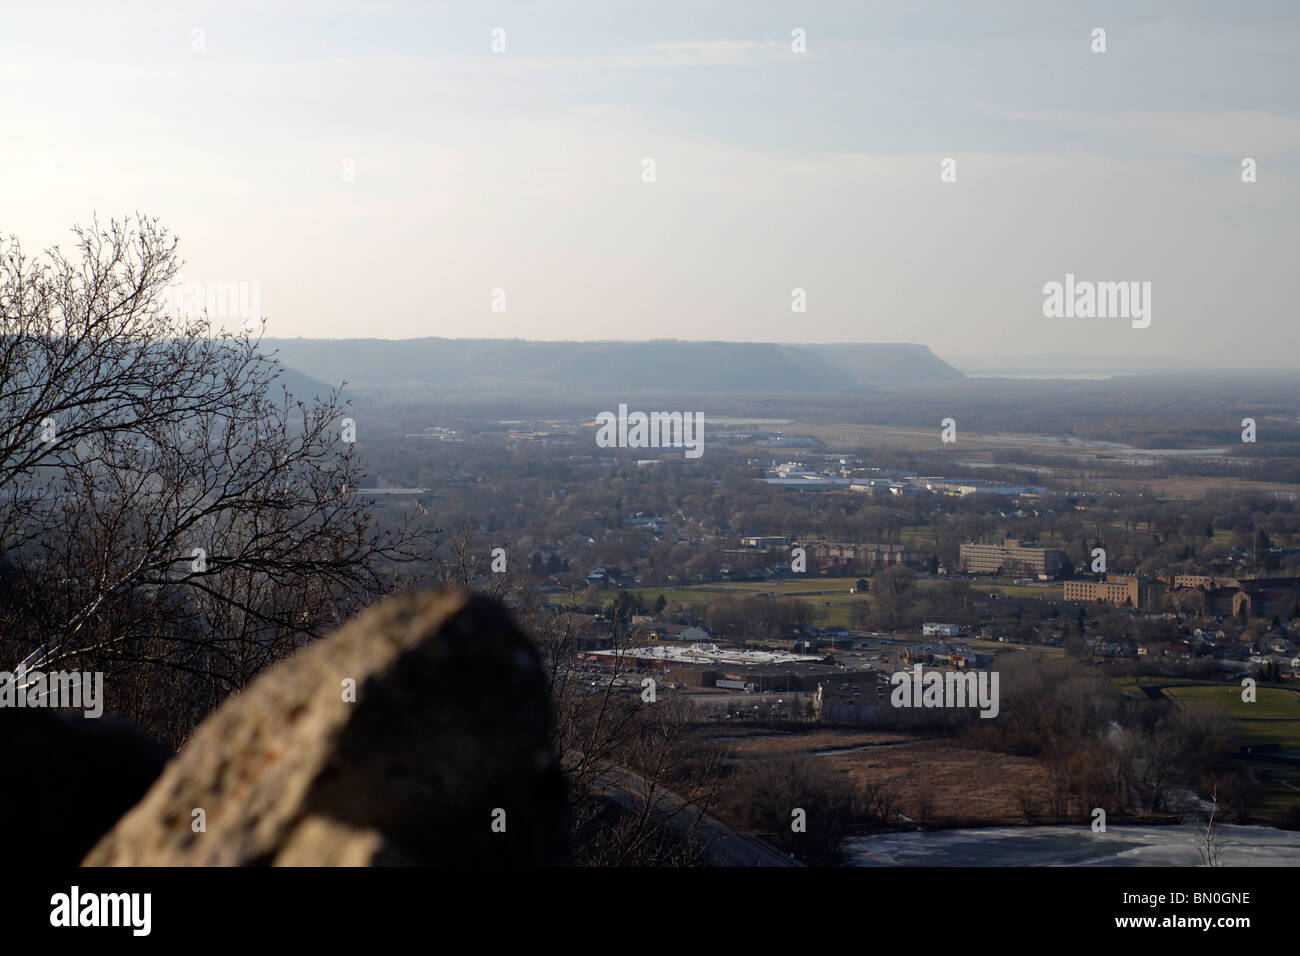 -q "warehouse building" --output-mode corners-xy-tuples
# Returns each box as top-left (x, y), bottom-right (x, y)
(585, 643), (873, 692)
